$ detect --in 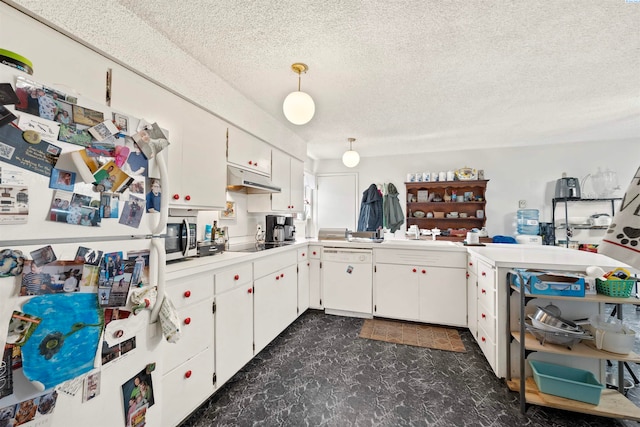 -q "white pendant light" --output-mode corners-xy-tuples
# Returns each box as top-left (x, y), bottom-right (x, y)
(342, 137), (360, 168)
(283, 63), (315, 125)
